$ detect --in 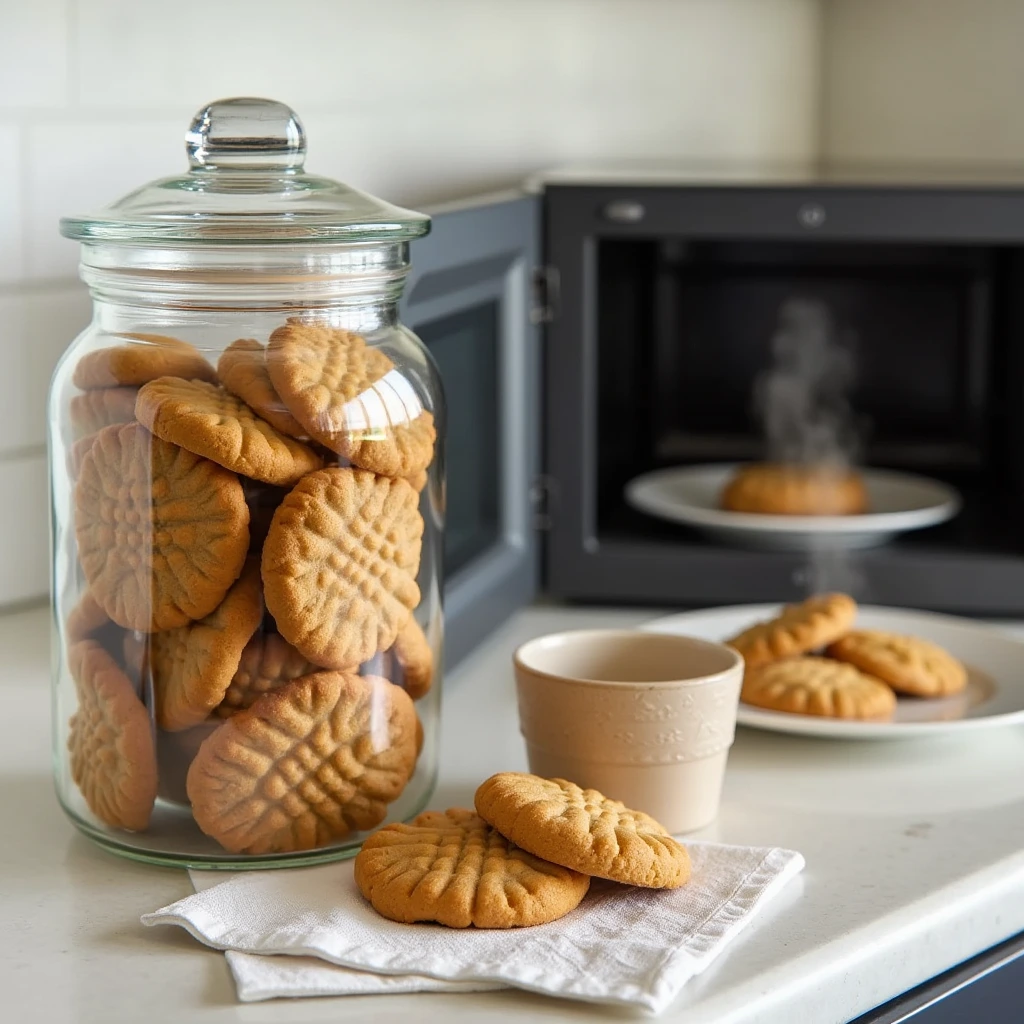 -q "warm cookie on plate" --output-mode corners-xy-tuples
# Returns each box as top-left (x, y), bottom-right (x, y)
(721, 463), (867, 516)
(136, 377), (323, 486)
(475, 773), (690, 889)
(827, 630), (967, 697)
(186, 671), (419, 854)
(355, 808), (590, 928)
(726, 592), (857, 671)
(741, 656), (896, 720)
